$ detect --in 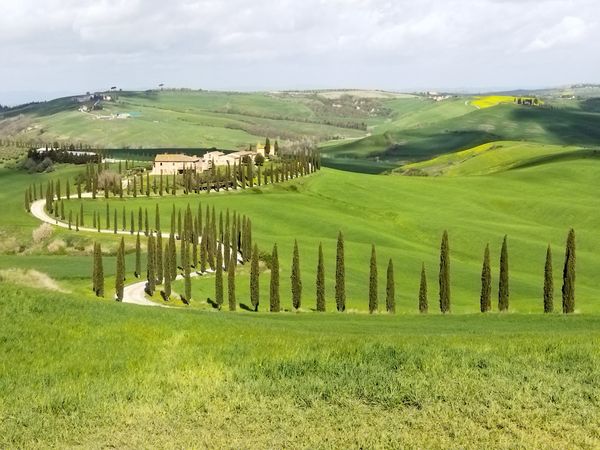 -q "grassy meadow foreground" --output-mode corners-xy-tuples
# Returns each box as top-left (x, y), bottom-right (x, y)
(2, 284), (600, 448)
